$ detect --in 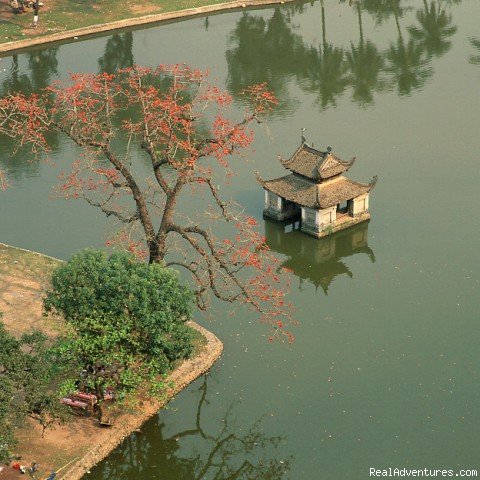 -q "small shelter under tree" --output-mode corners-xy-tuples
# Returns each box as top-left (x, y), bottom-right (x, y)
(256, 141), (377, 238)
